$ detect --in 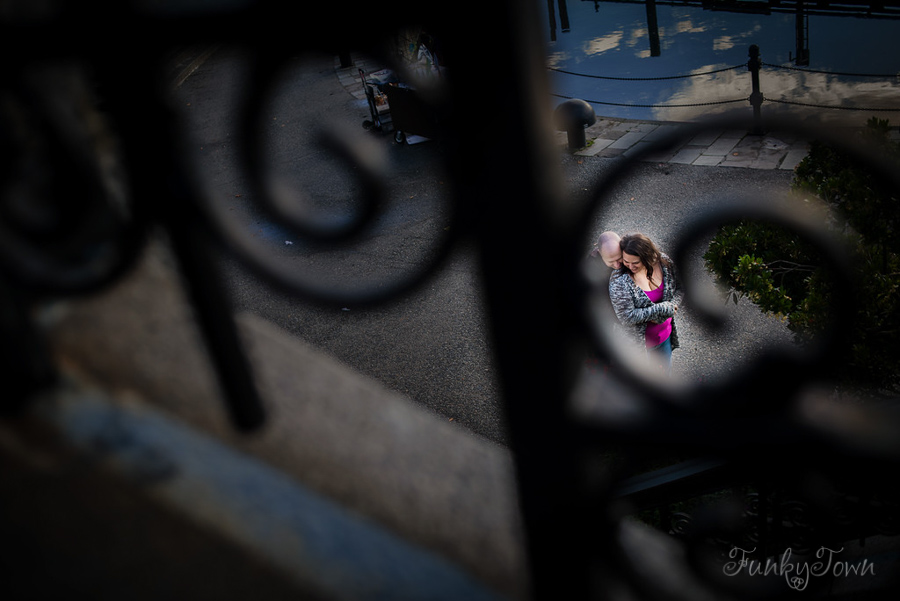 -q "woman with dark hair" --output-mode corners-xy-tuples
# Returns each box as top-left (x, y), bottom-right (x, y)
(608, 233), (684, 373)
